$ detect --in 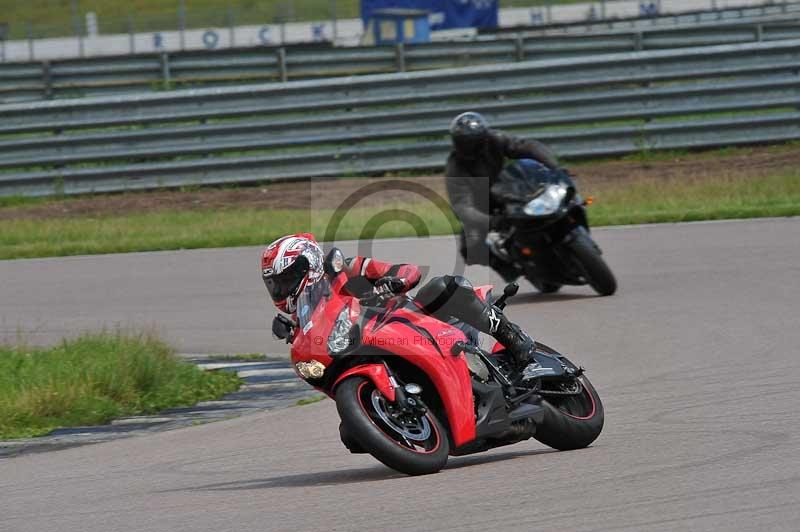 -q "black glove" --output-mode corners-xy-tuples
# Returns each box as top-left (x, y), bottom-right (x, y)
(374, 276), (406, 295)
(271, 314), (296, 343)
